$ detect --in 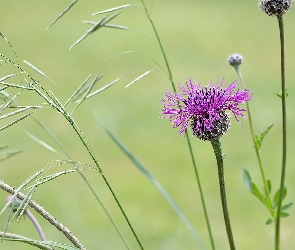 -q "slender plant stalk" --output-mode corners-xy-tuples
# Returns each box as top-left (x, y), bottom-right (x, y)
(64, 114), (144, 250)
(275, 14), (287, 250)
(0, 231), (53, 250)
(140, 1), (215, 248)
(0, 180), (85, 250)
(3, 56), (142, 250)
(32, 118), (131, 250)
(234, 67), (271, 201)
(210, 139), (236, 250)
(25, 210), (46, 241)
(186, 131), (215, 250)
